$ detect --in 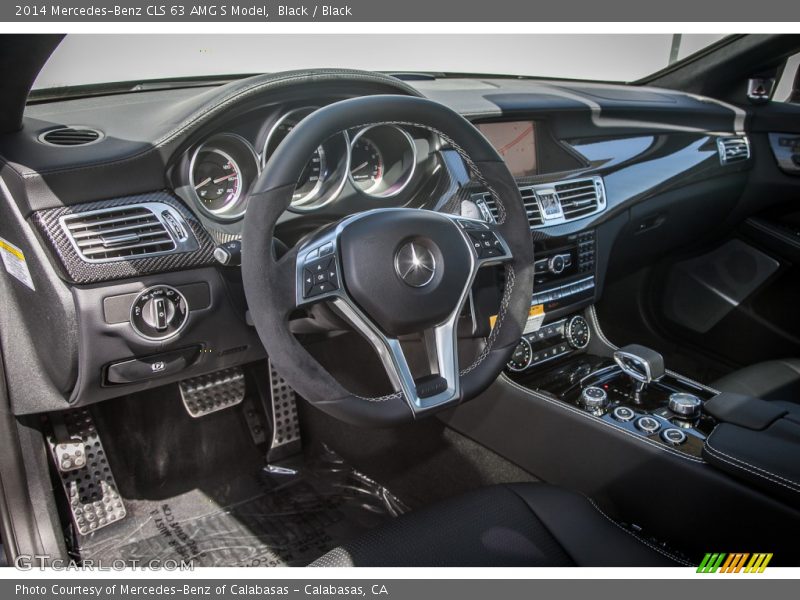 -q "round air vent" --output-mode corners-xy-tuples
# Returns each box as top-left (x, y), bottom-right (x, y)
(38, 126), (104, 147)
